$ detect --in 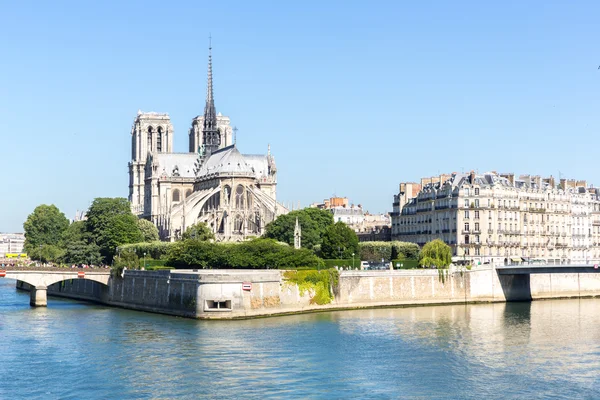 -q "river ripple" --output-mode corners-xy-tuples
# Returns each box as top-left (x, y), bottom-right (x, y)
(1, 278), (599, 399)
